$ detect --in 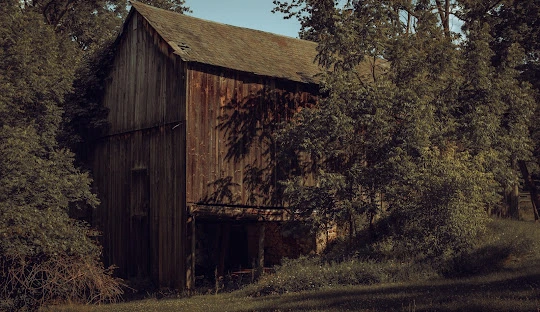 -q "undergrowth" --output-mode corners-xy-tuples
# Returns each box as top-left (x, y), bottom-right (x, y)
(0, 255), (123, 312)
(244, 256), (438, 296)
(42, 219), (540, 312)
(244, 218), (538, 297)
(441, 220), (535, 277)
